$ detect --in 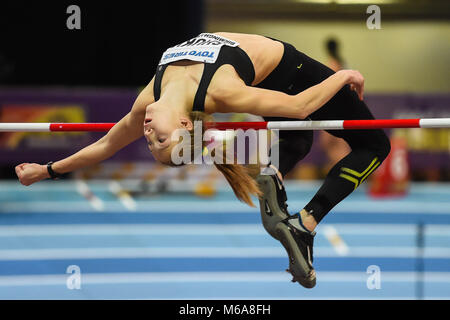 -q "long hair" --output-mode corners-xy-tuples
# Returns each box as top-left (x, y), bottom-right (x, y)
(169, 111), (262, 207)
